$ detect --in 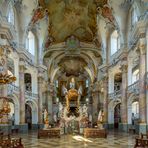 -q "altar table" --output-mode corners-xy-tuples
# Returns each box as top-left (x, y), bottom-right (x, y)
(38, 128), (60, 139)
(84, 128), (107, 138)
